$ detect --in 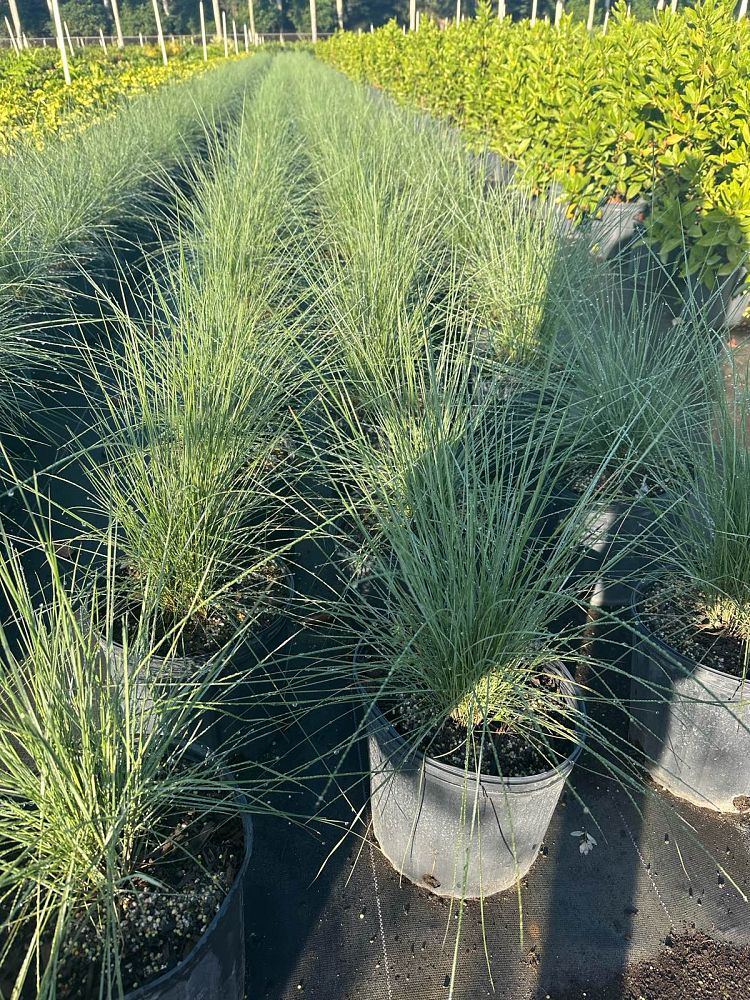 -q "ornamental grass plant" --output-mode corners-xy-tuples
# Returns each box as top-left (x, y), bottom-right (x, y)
(76, 71), (307, 656)
(289, 55), (474, 426)
(455, 183), (603, 368)
(298, 339), (662, 790)
(0, 54), (268, 317)
(0, 522), (293, 1000)
(548, 257), (722, 493)
(640, 378), (750, 663)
